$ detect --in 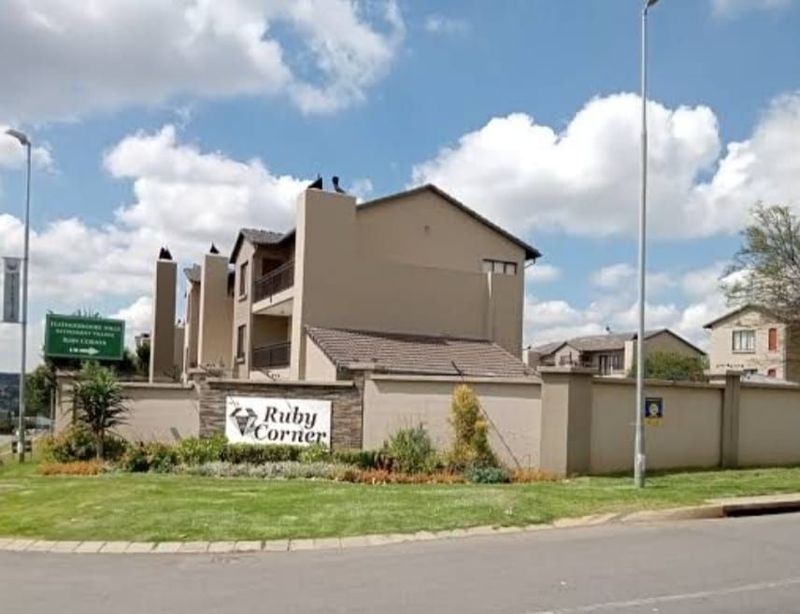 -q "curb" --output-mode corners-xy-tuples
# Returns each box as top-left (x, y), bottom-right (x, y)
(2, 495), (797, 555)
